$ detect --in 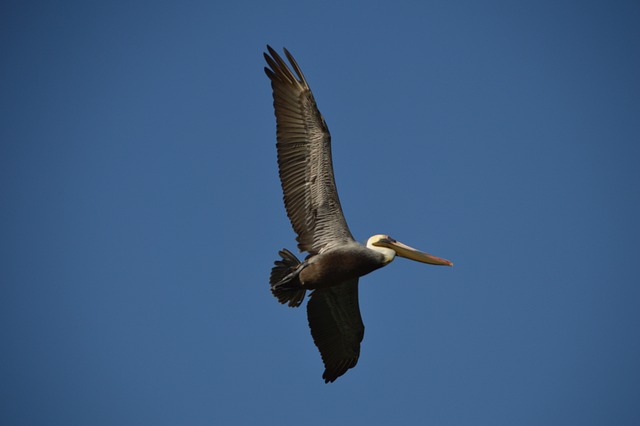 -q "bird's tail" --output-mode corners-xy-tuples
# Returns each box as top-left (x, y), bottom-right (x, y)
(270, 249), (306, 307)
